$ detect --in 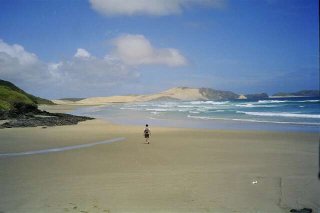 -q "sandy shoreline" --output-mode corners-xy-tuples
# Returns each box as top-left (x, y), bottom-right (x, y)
(0, 105), (319, 212)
